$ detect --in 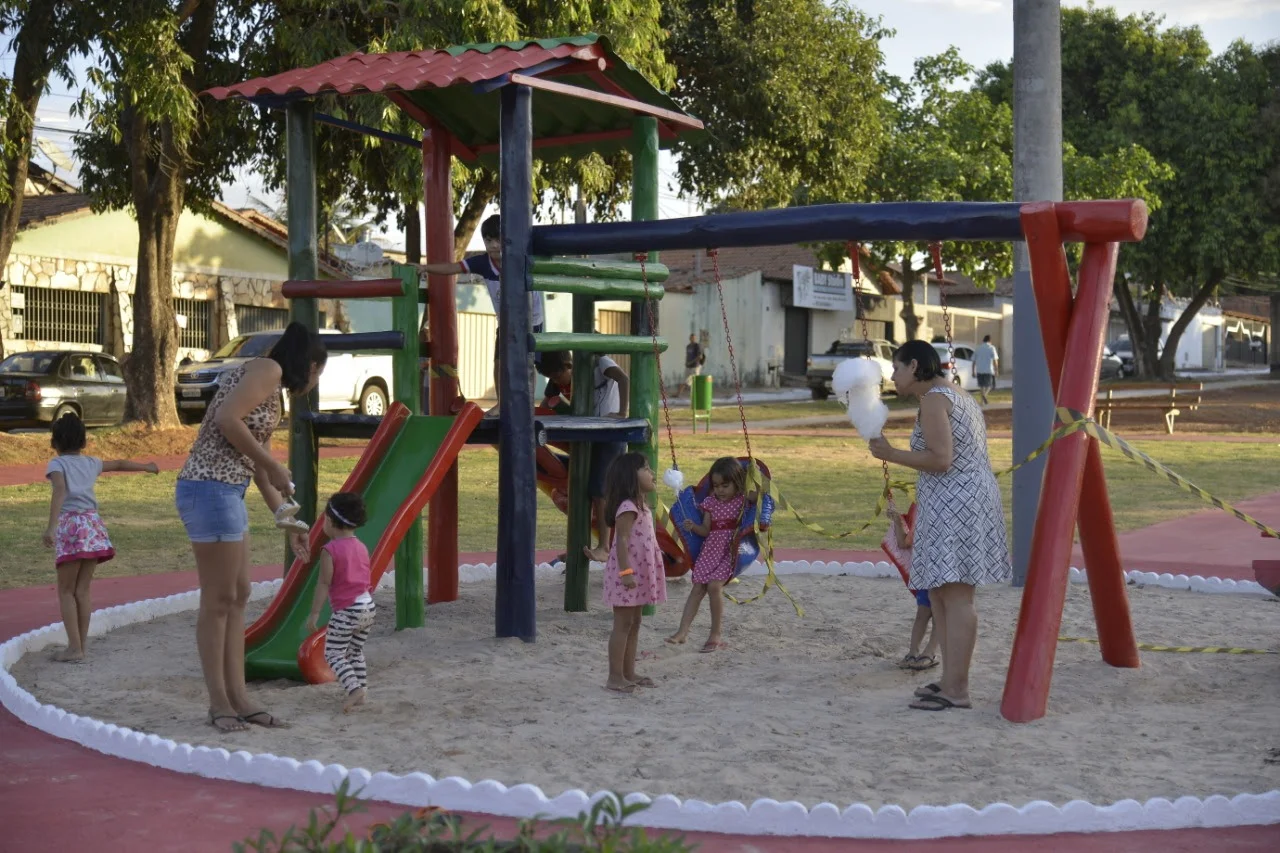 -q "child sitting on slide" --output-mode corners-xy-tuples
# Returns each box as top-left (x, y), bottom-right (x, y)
(883, 504), (939, 671)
